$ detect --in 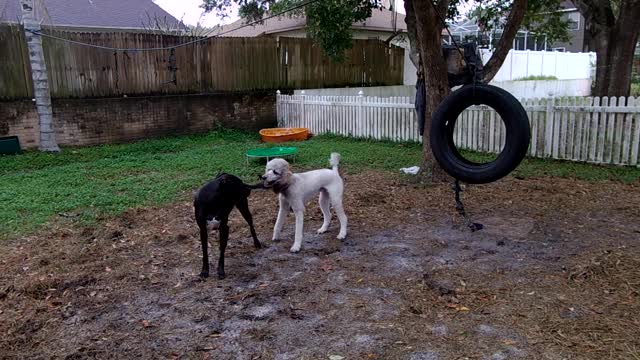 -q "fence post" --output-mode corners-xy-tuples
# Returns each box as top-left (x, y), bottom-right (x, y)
(21, 0), (59, 152)
(276, 90), (281, 127)
(357, 90), (364, 137)
(509, 49), (514, 80)
(544, 96), (554, 157)
(300, 90), (306, 130)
